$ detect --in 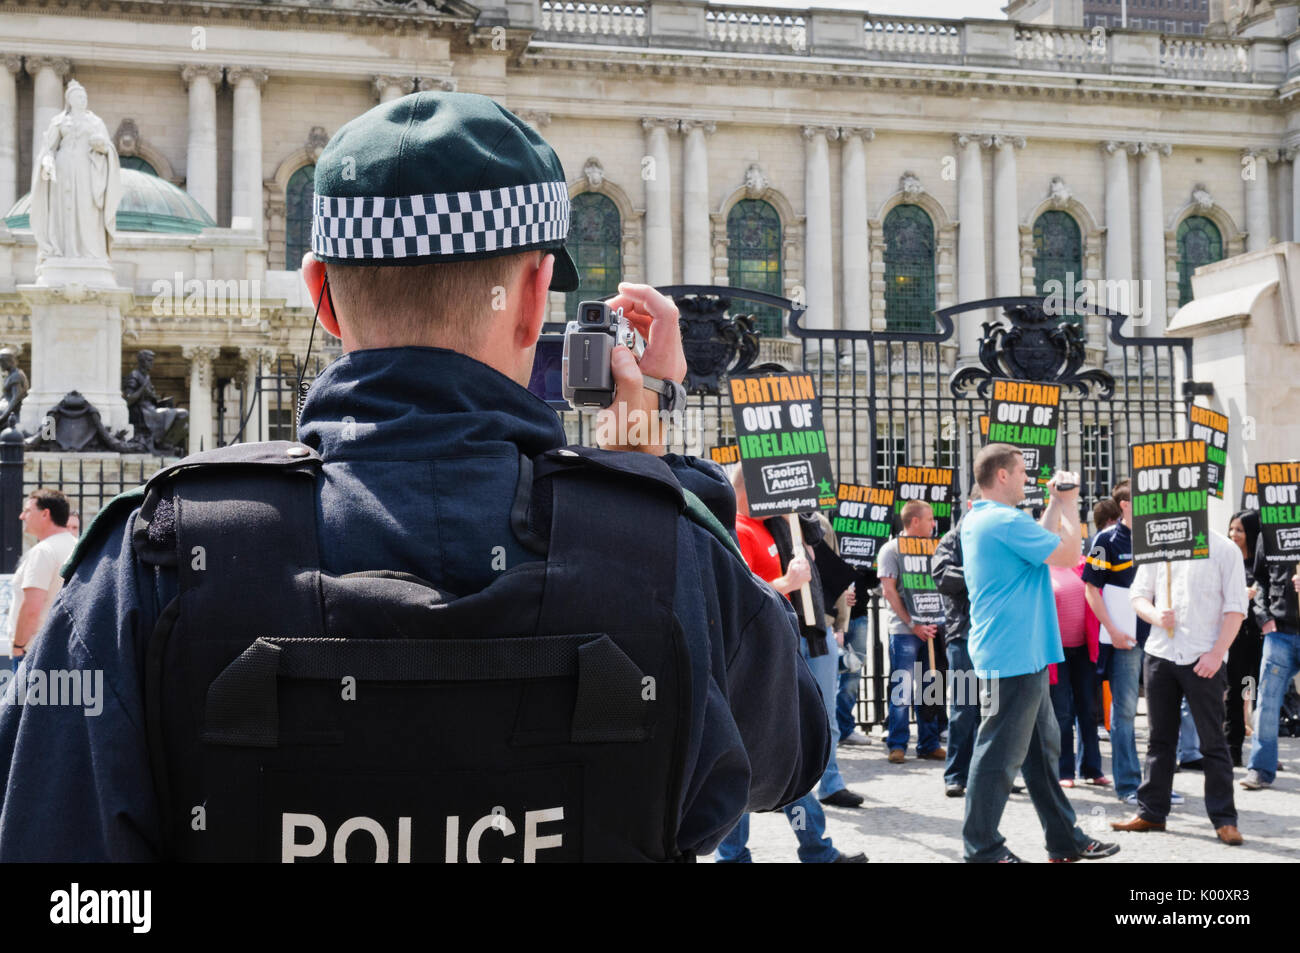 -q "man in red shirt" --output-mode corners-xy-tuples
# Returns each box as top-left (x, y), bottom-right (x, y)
(715, 467), (867, 863)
